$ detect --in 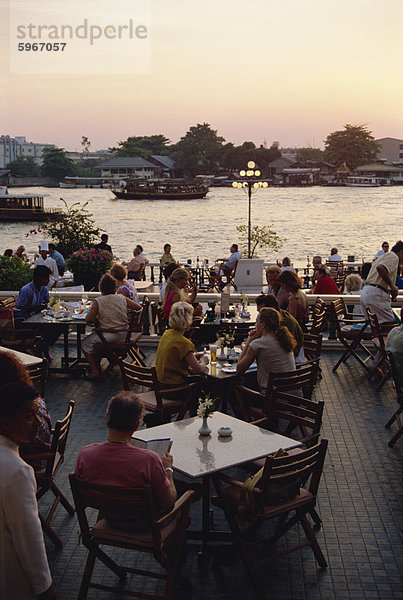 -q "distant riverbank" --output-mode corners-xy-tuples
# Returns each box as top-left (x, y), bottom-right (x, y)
(1, 186), (401, 265)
